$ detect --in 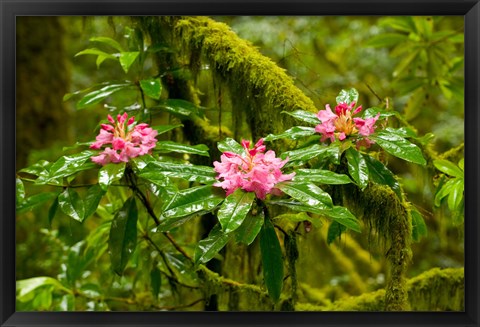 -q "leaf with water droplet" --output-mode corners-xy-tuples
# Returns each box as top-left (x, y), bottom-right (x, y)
(108, 196), (138, 275)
